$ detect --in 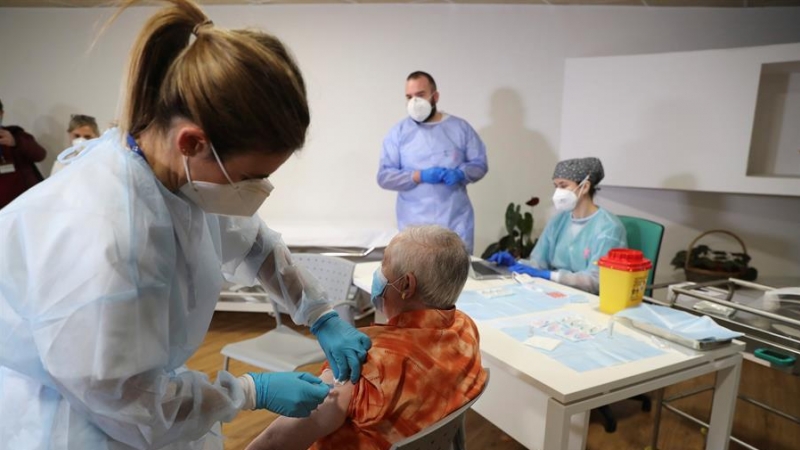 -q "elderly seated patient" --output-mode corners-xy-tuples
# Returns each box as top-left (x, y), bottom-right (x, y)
(247, 225), (487, 450)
